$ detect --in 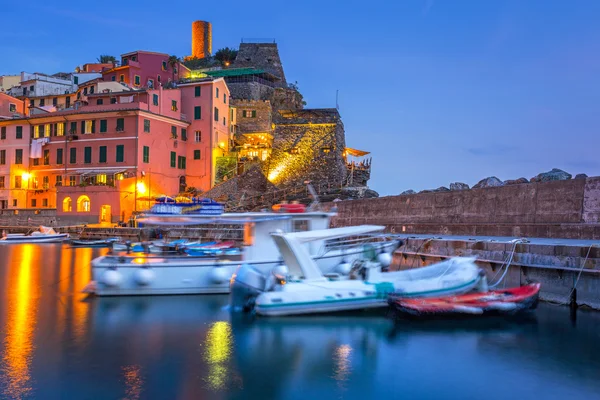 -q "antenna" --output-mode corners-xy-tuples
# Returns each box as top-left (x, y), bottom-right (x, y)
(336, 89), (339, 110)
